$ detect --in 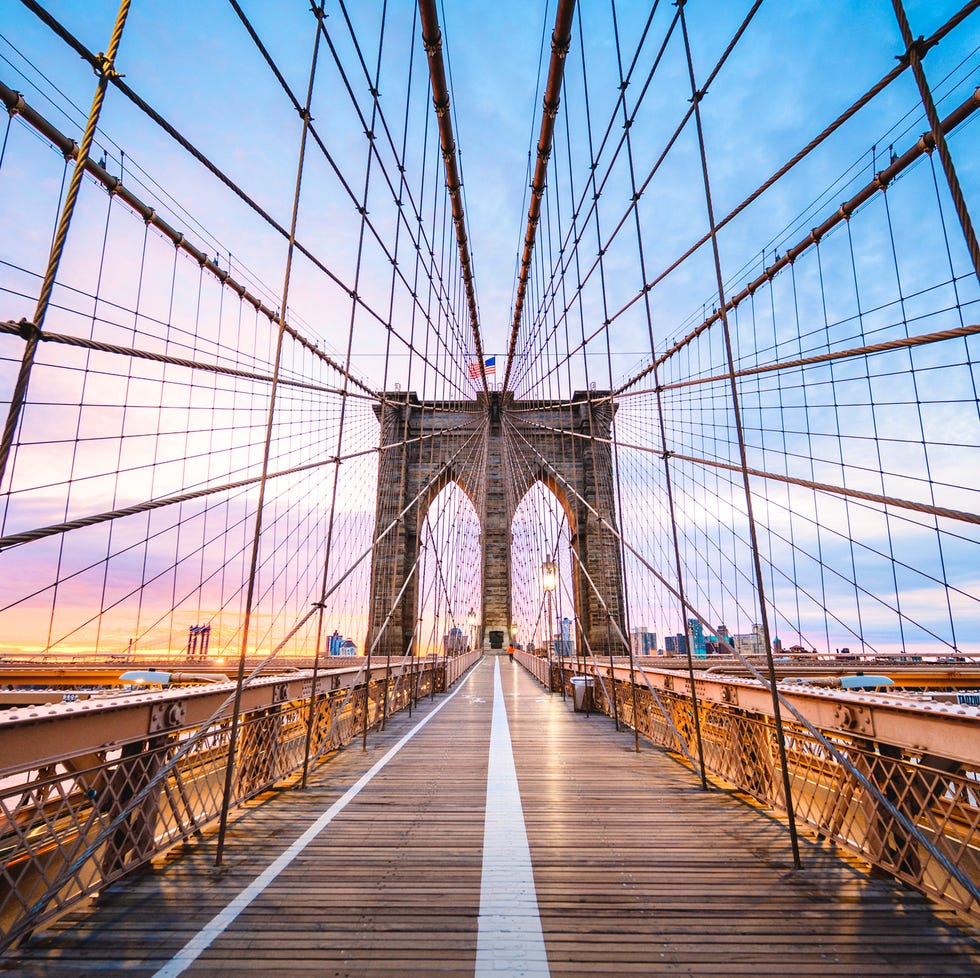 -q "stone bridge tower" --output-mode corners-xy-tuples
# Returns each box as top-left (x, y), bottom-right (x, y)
(367, 391), (625, 657)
